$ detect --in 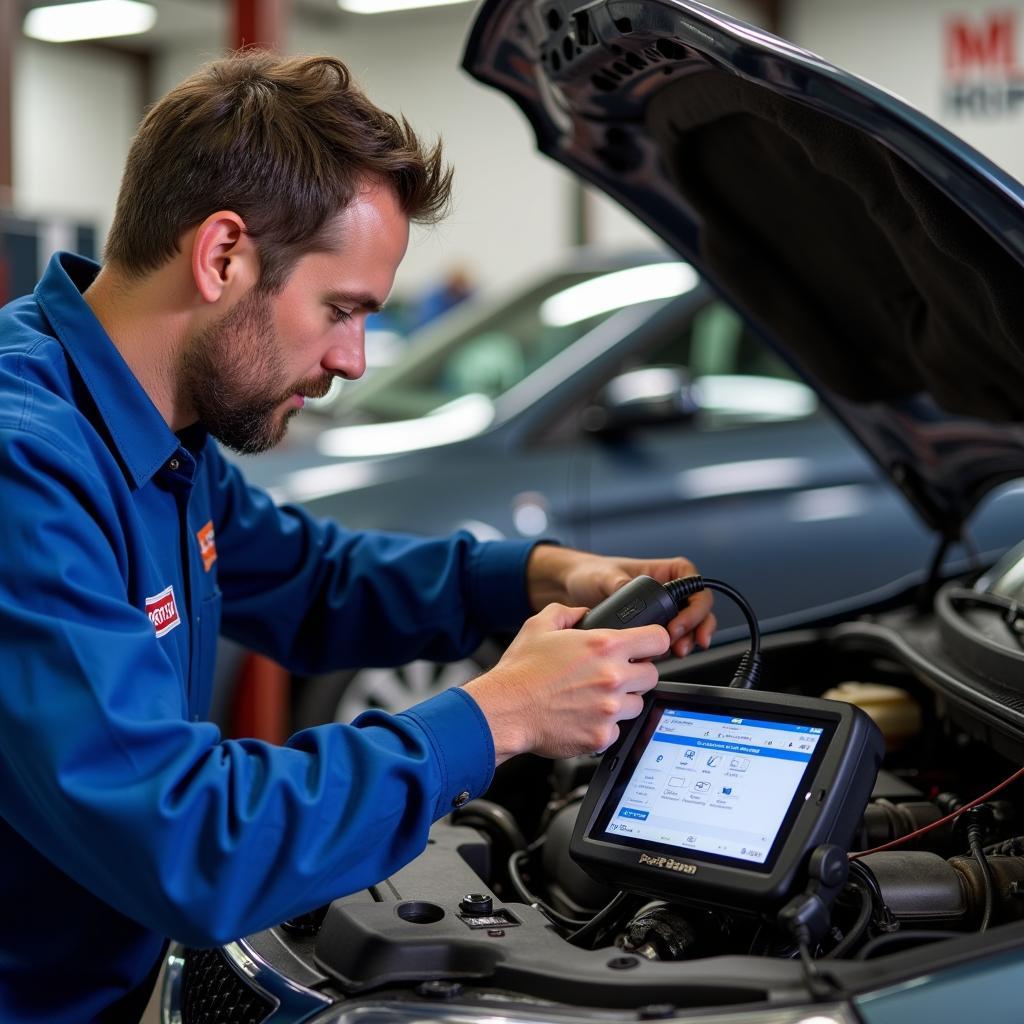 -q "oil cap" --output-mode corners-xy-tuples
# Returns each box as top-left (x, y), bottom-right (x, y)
(459, 893), (493, 916)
